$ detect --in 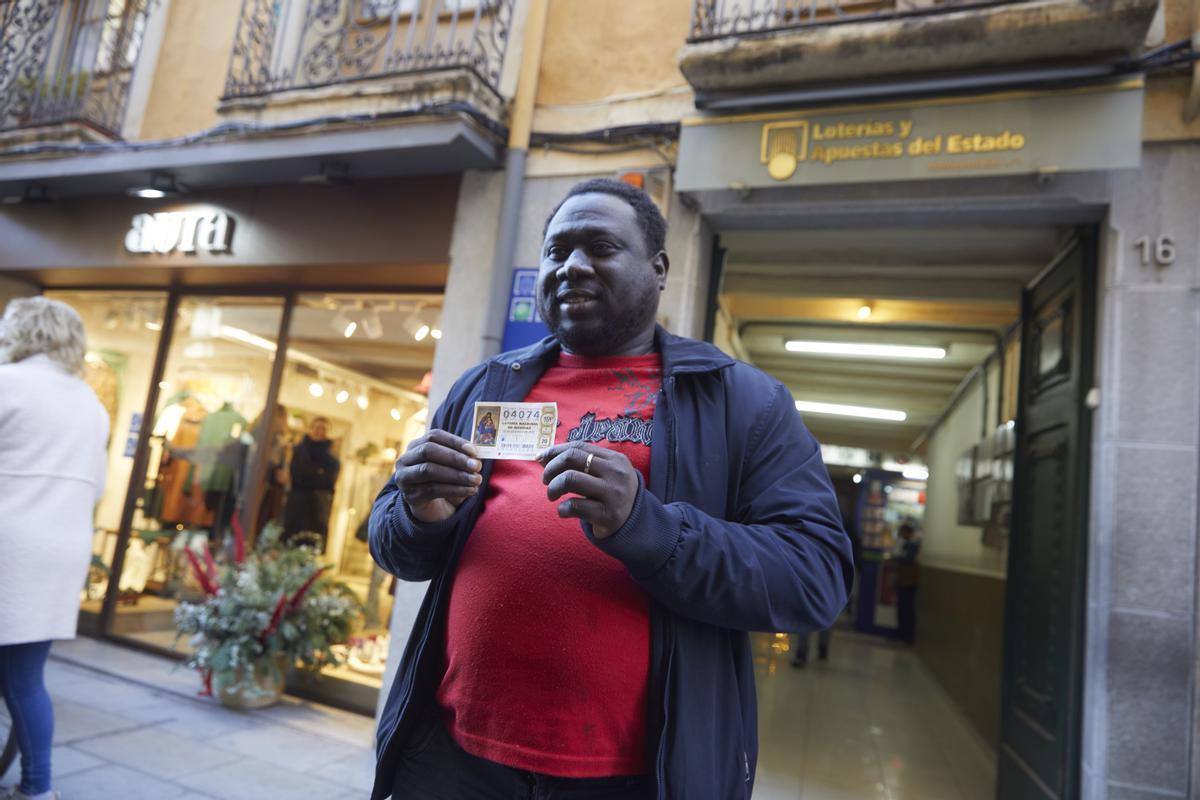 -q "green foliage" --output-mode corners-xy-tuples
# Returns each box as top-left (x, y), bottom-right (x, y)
(174, 522), (364, 693)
